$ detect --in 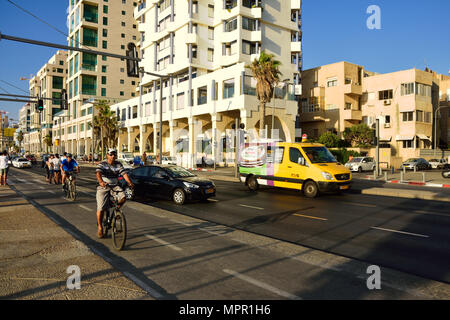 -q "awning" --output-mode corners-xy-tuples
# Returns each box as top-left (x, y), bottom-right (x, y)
(417, 134), (431, 141)
(379, 136), (391, 142)
(399, 106), (416, 113)
(396, 135), (415, 141)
